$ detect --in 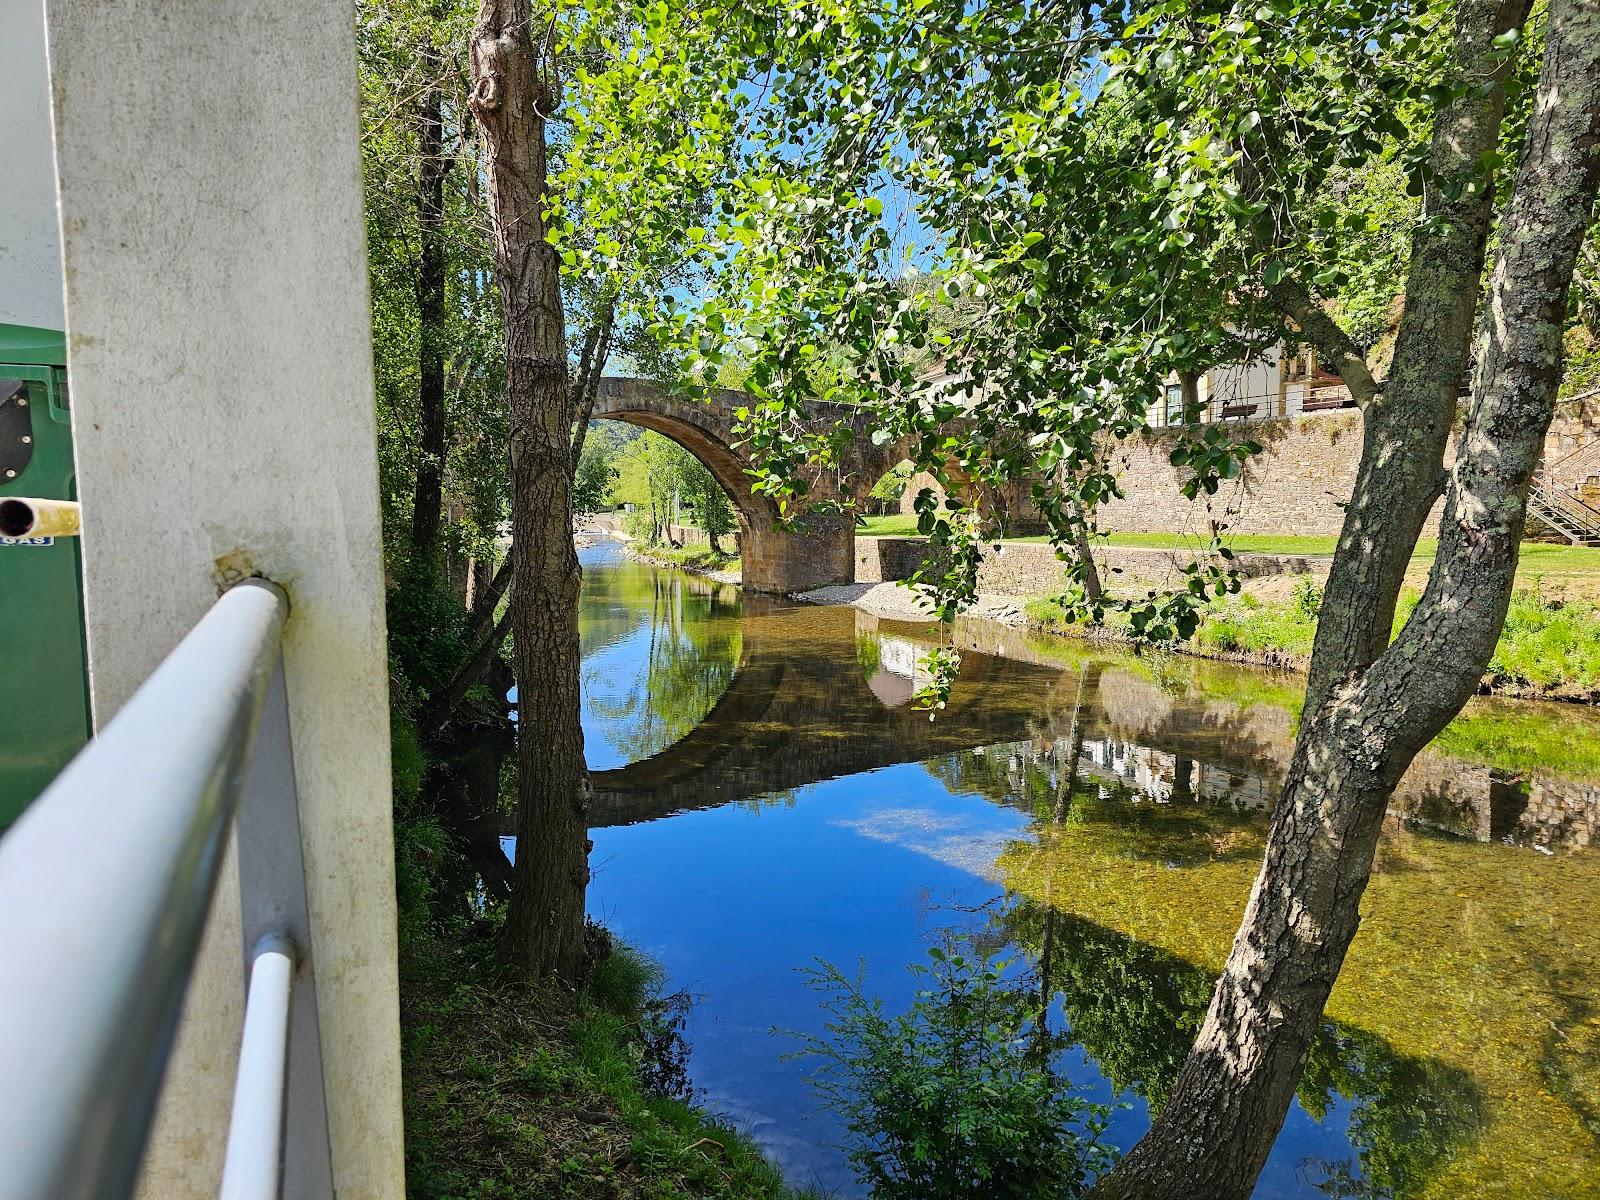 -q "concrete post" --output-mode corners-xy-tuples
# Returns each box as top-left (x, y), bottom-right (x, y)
(43, 2), (403, 1197)
(0, 1), (62, 330)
